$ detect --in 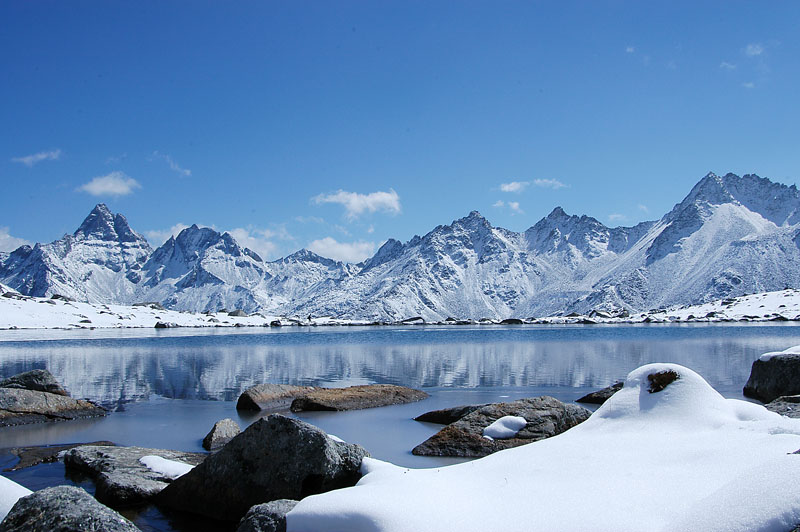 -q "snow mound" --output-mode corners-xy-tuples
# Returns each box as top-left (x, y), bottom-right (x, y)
(139, 455), (194, 480)
(482, 415), (527, 439)
(0, 475), (32, 521)
(759, 345), (800, 362)
(288, 363), (800, 532)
